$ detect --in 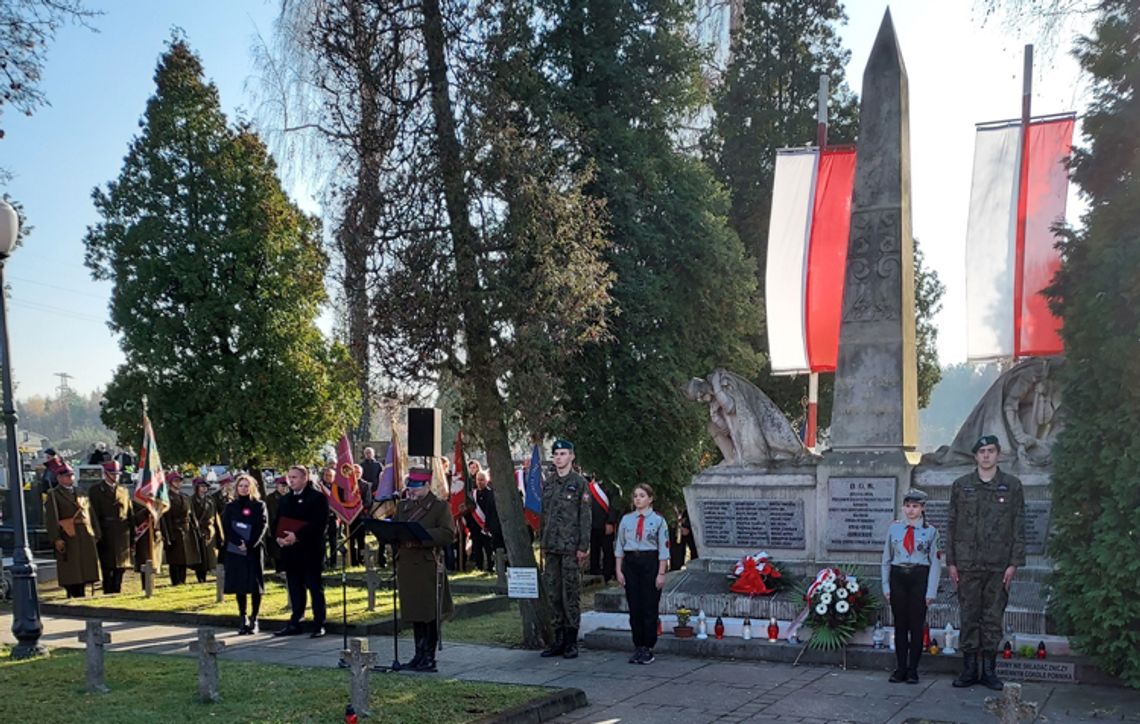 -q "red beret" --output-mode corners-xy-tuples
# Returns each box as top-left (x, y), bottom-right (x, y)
(57, 463), (75, 476)
(165, 471), (183, 483)
(102, 460), (121, 474)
